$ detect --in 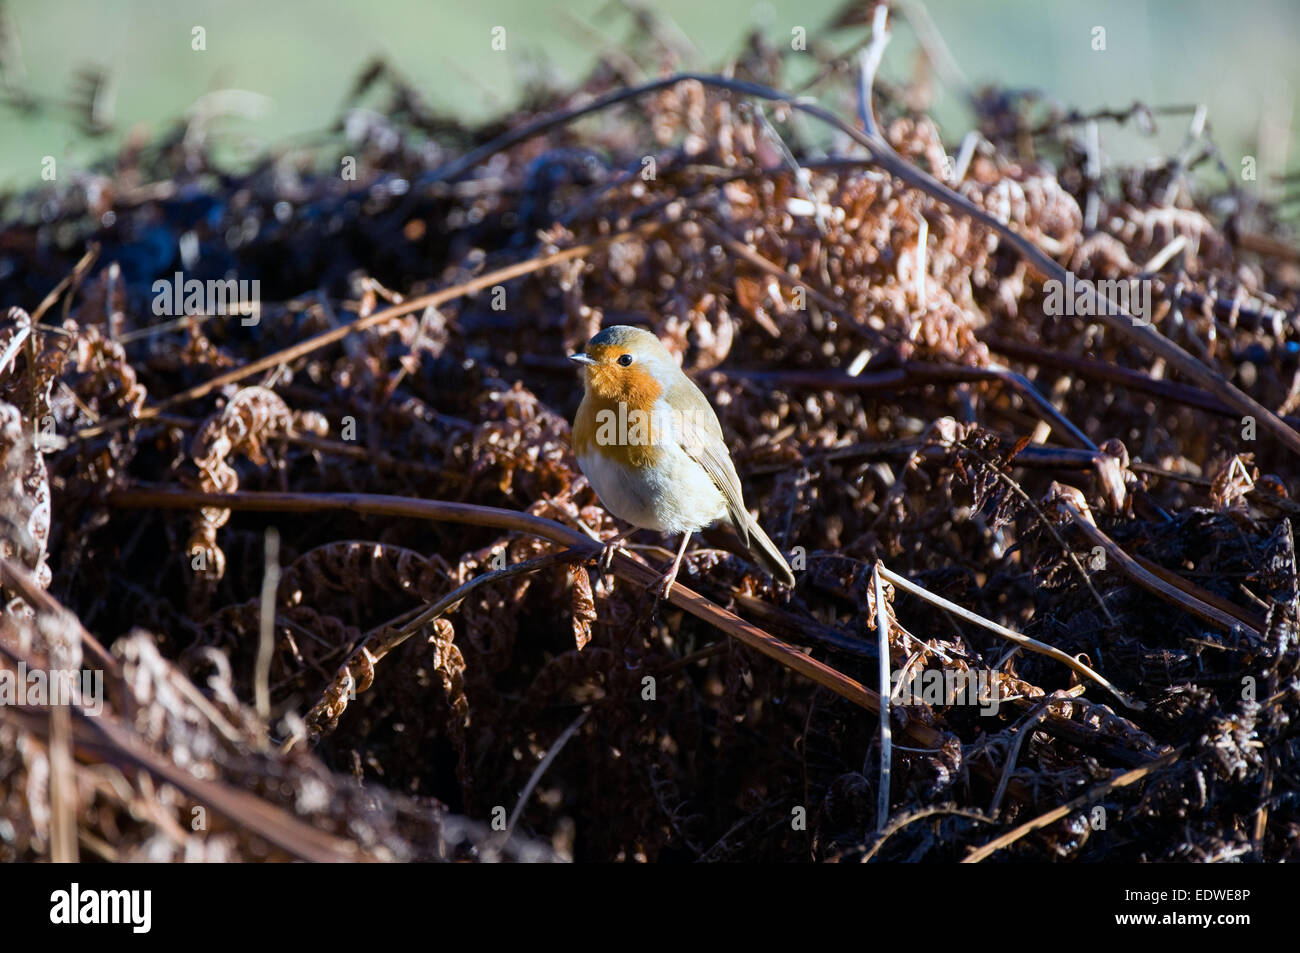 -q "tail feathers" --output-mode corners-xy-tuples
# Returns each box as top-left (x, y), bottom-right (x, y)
(732, 513), (796, 587)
